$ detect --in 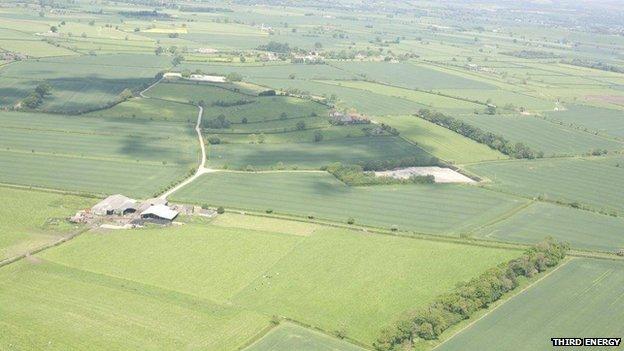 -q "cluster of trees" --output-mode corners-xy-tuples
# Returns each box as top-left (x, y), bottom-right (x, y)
(118, 10), (170, 19)
(359, 156), (438, 172)
(379, 123), (400, 135)
(324, 163), (434, 186)
(20, 83), (52, 109)
(204, 115), (231, 129)
(374, 238), (569, 351)
(502, 50), (560, 59)
(256, 41), (291, 53)
(417, 109), (543, 159)
(212, 99), (254, 107)
(258, 90), (277, 97)
(562, 58), (624, 74)
(178, 6), (232, 13)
